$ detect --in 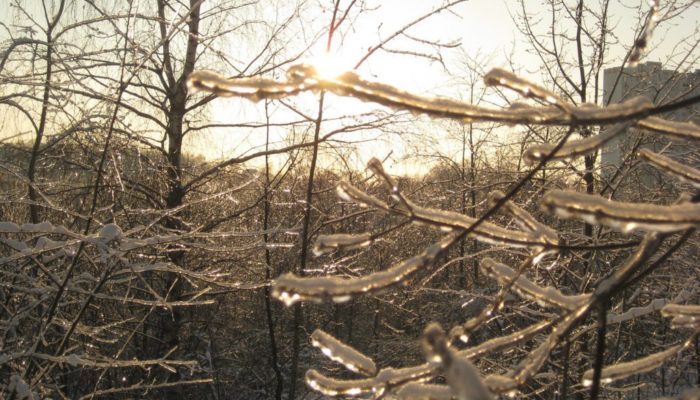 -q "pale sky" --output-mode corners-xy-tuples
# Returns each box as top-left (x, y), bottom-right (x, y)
(195, 0), (700, 175)
(1, 0), (698, 175)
